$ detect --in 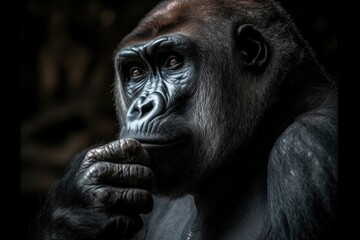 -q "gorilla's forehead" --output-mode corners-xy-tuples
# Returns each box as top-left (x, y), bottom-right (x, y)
(151, 1), (181, 17)
(115, 34), (195, 59)
(117, 0), (256, 51)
